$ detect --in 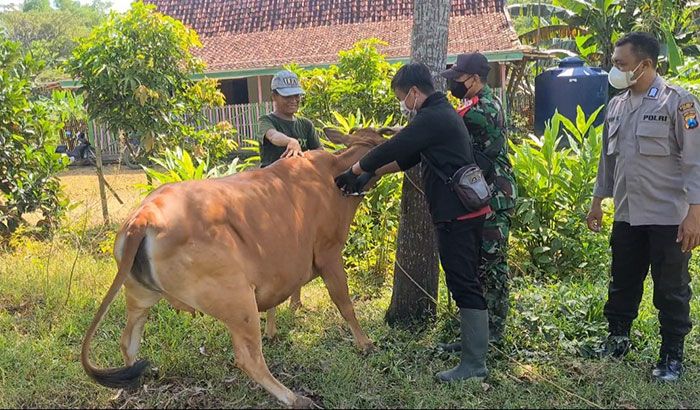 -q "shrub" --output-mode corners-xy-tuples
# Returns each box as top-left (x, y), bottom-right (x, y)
(291, 39), (401, 125)
(137, 147), (243, 194)
(509, 106), (611, 278)
(0, 37), (68, 240)
(344, 172), (402, 298)
(67, 1), (226, 163)
(669, 57), (700, 98)
(172, 120), (239, 164)
(318, 111), (402, 298)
